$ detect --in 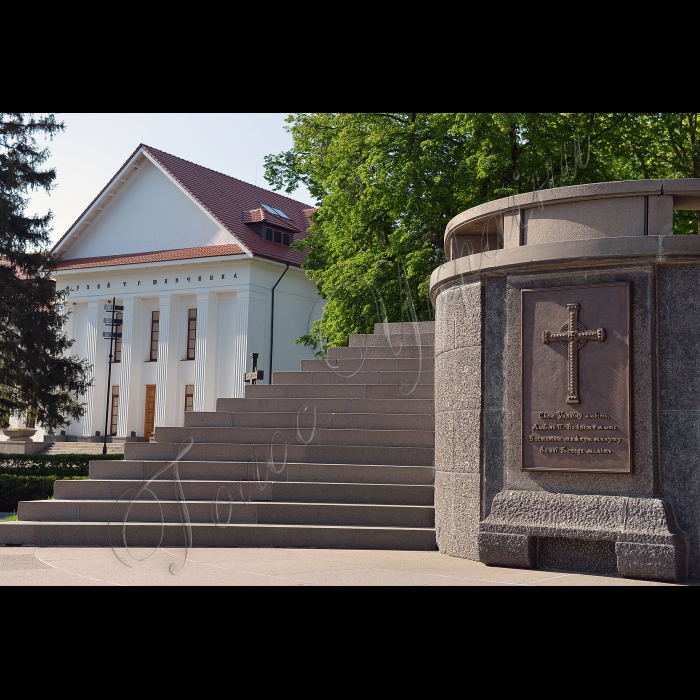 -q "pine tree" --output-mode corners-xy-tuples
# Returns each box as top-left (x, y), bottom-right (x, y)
(0, 113), (90, 432)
